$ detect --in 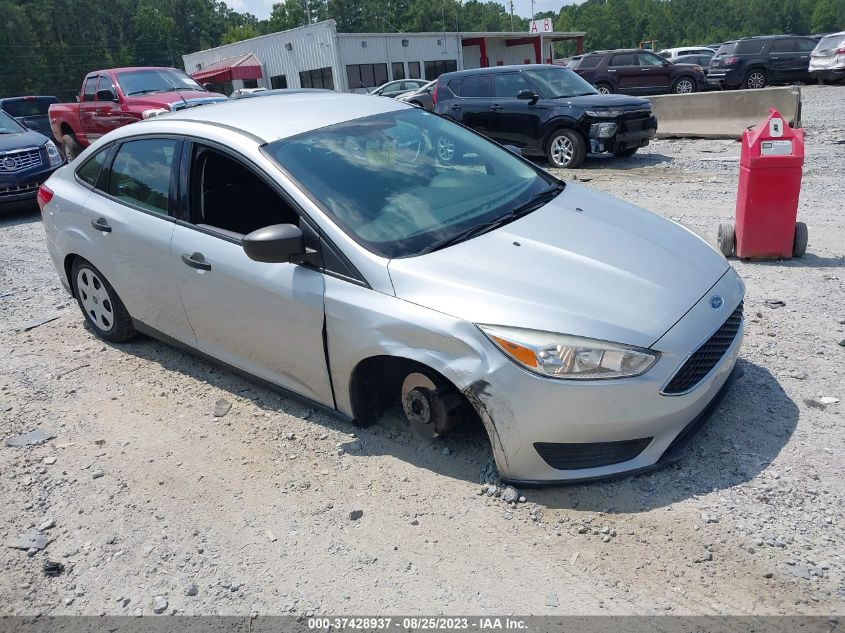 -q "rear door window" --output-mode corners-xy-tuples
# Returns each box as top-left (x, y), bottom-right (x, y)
(460, 75), (491, 97)
(735, 40), (766, 54)
(610, 54), (636, 66)
(108, 139), (178, 215)
(772, 39), (799, 53)
(493, 73), (533, 97)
